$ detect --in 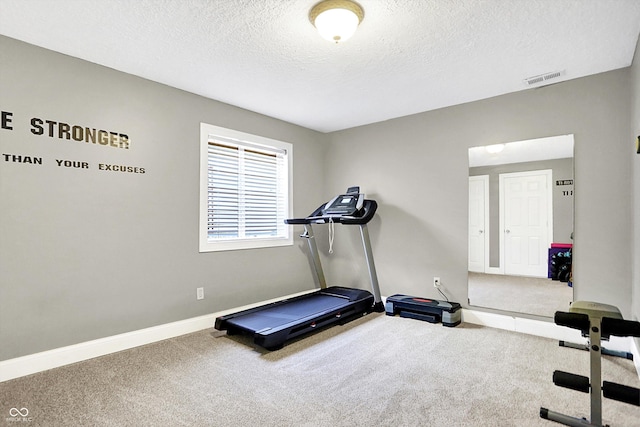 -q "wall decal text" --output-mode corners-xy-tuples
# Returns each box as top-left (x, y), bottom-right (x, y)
(2, 152), (146, 174)
(2, 110), (130, 149)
